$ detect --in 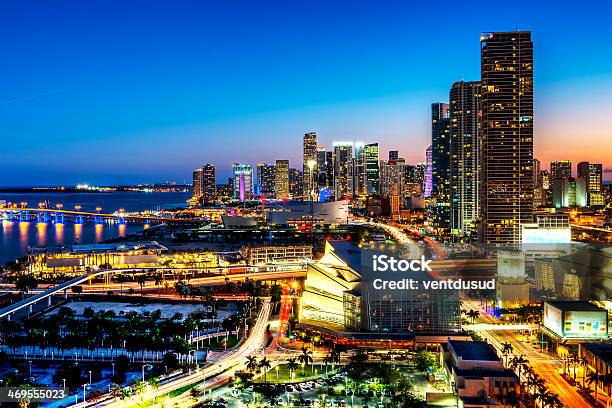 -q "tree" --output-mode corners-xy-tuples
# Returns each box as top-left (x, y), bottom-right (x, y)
(15, 275), (38, 295)
(501, 342), (513, 367)
(137, 275), (146, 295)
(587, 371), (600, 402)
(298, 347), (313, 374)
(258, 357), (271, 383)
(414, 350), (437, 372)
(245, 356), (259, 373)
(287, 358), (299, 380)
